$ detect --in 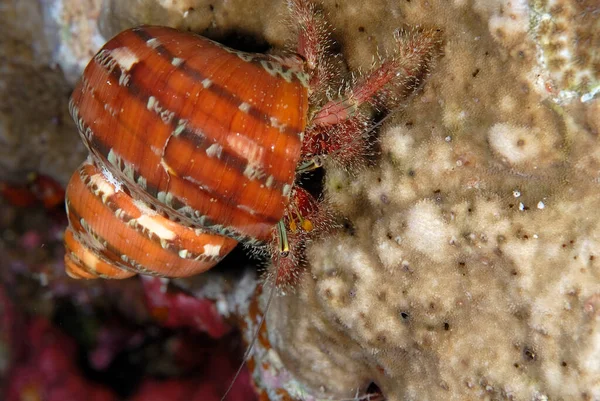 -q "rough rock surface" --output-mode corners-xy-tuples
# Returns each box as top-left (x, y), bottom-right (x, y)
(0, 0), (104, 185)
